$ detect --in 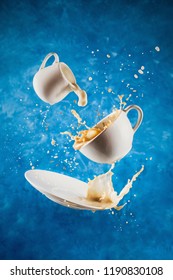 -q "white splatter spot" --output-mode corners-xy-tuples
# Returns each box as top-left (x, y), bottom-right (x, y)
(108, 88), (112, 93)
(51, 139), (56, 146)
(155, 46), (160, 52)
(138, 69), (144, 74)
